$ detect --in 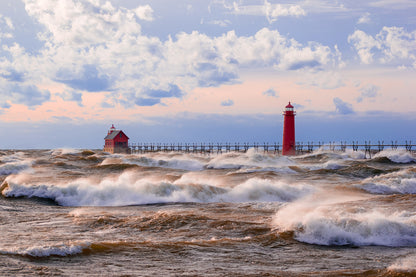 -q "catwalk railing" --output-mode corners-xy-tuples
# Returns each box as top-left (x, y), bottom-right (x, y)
(129, 141), (415, 158)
